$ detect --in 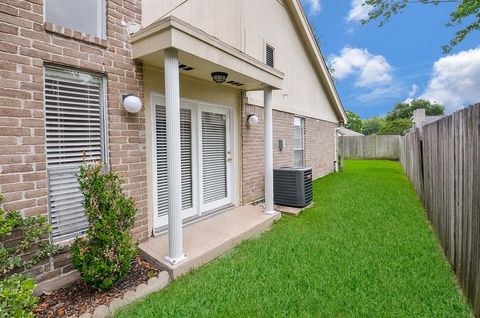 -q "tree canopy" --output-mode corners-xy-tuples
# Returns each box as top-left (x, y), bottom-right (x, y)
(362, 117), (386, 135)
(348, 99), (445, 136)
(363, 0), (480, 53)
(379, 118), (413, 135)
(385, 99), (445, 122)
(345, 110), (363, 133)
